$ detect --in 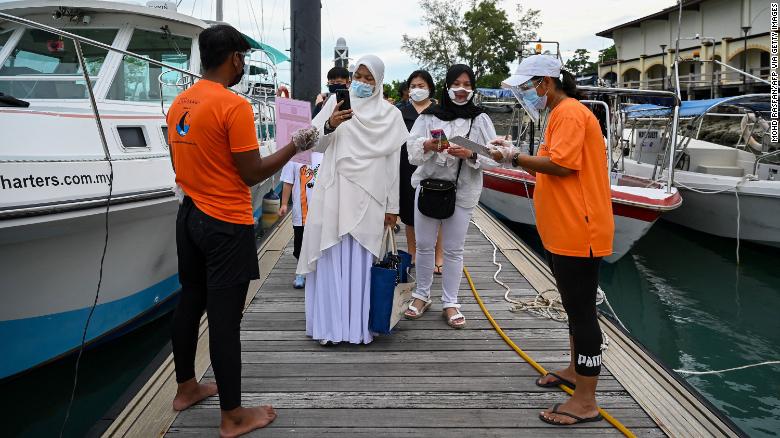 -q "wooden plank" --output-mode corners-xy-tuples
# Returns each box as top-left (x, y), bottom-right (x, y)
(237, 350), (574, 364)
(167, 427), (667, 438)
(238, 338), (572, 352)
(171, 408), (659, 429)
(203, 362), (615, 378)
(201, 375), (626, 392)
(188, 390), (637, 409)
